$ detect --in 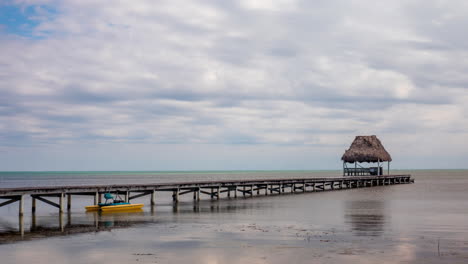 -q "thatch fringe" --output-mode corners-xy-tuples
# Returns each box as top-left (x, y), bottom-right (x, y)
(341, 135), (392, 163)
